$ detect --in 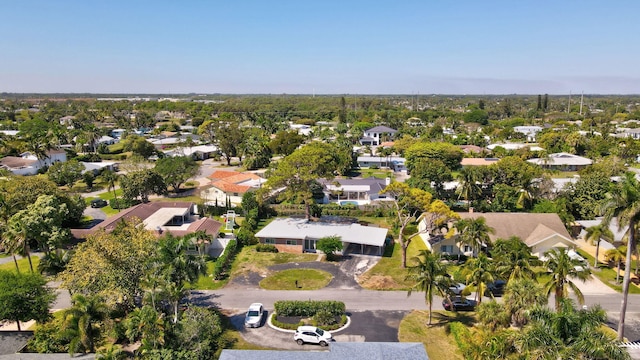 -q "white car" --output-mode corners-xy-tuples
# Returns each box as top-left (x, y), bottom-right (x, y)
(294, 326), (333, 346)
(449, 282), (466, 295)
(244, 303), (264, 328)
